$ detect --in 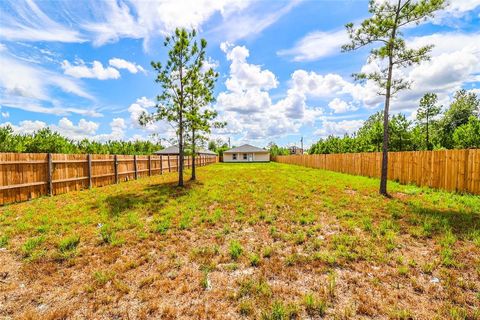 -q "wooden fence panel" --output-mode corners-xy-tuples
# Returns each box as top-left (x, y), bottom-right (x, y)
(1, 153), (218, 205)
(274, 149), (480, 195)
